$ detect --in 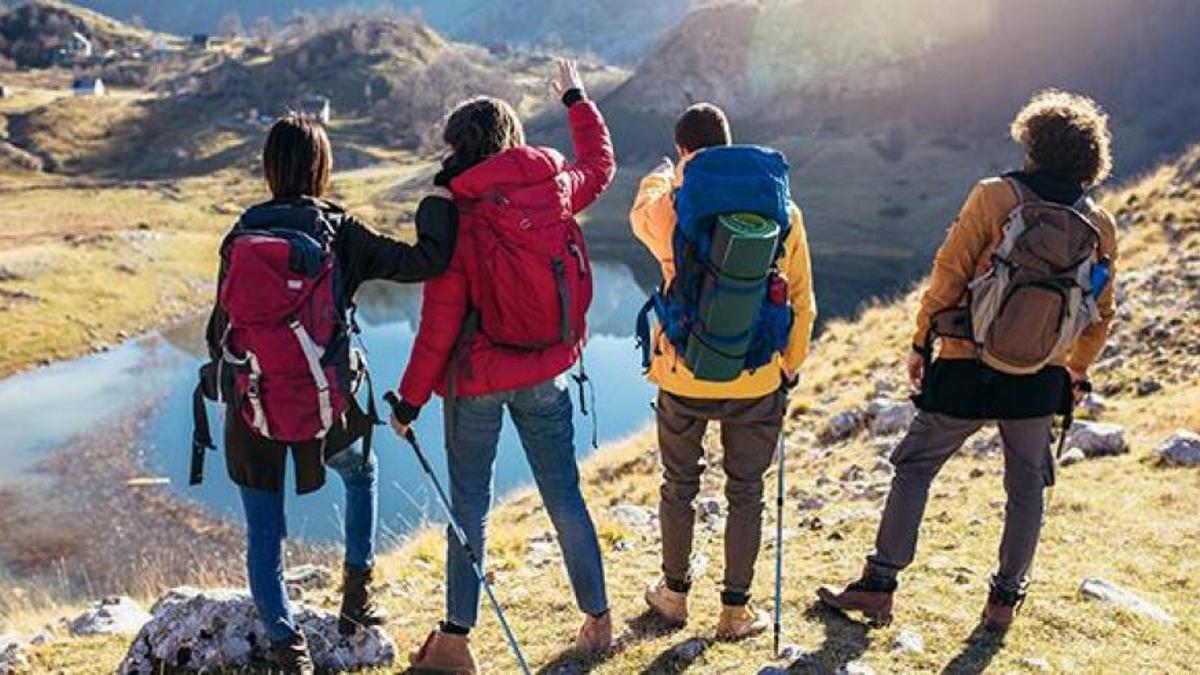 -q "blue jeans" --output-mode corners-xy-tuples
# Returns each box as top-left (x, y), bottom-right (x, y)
(445, 377), (609, 627)
(239, 442), (377, 642)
